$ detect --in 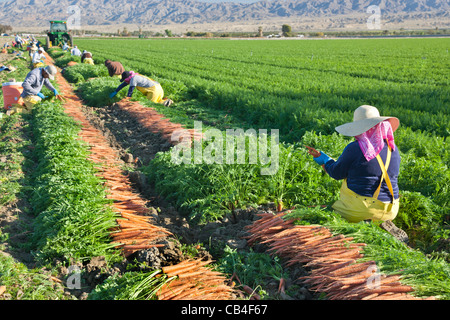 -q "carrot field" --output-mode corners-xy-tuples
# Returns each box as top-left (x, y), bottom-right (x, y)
(0, 37), (449, 305)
